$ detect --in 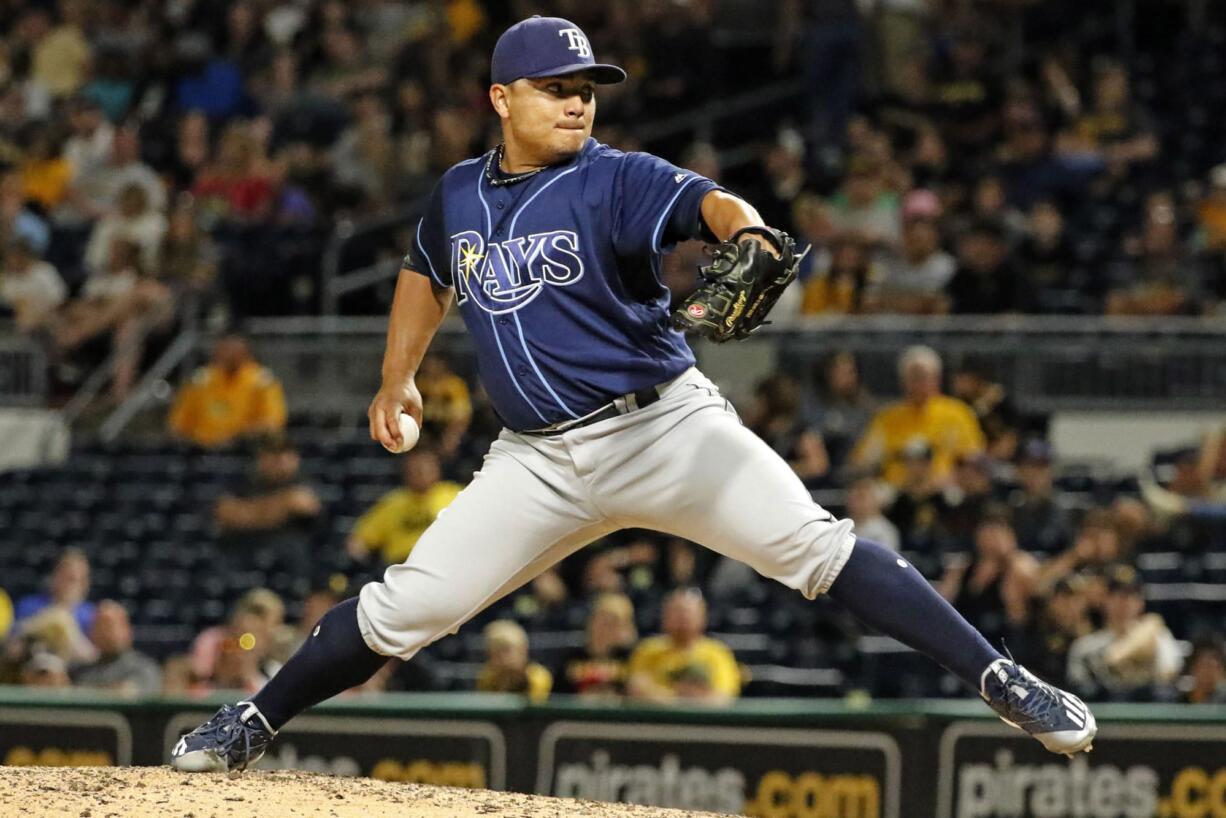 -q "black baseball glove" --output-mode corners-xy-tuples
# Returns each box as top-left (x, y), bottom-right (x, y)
(671, 226), (802, 343)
